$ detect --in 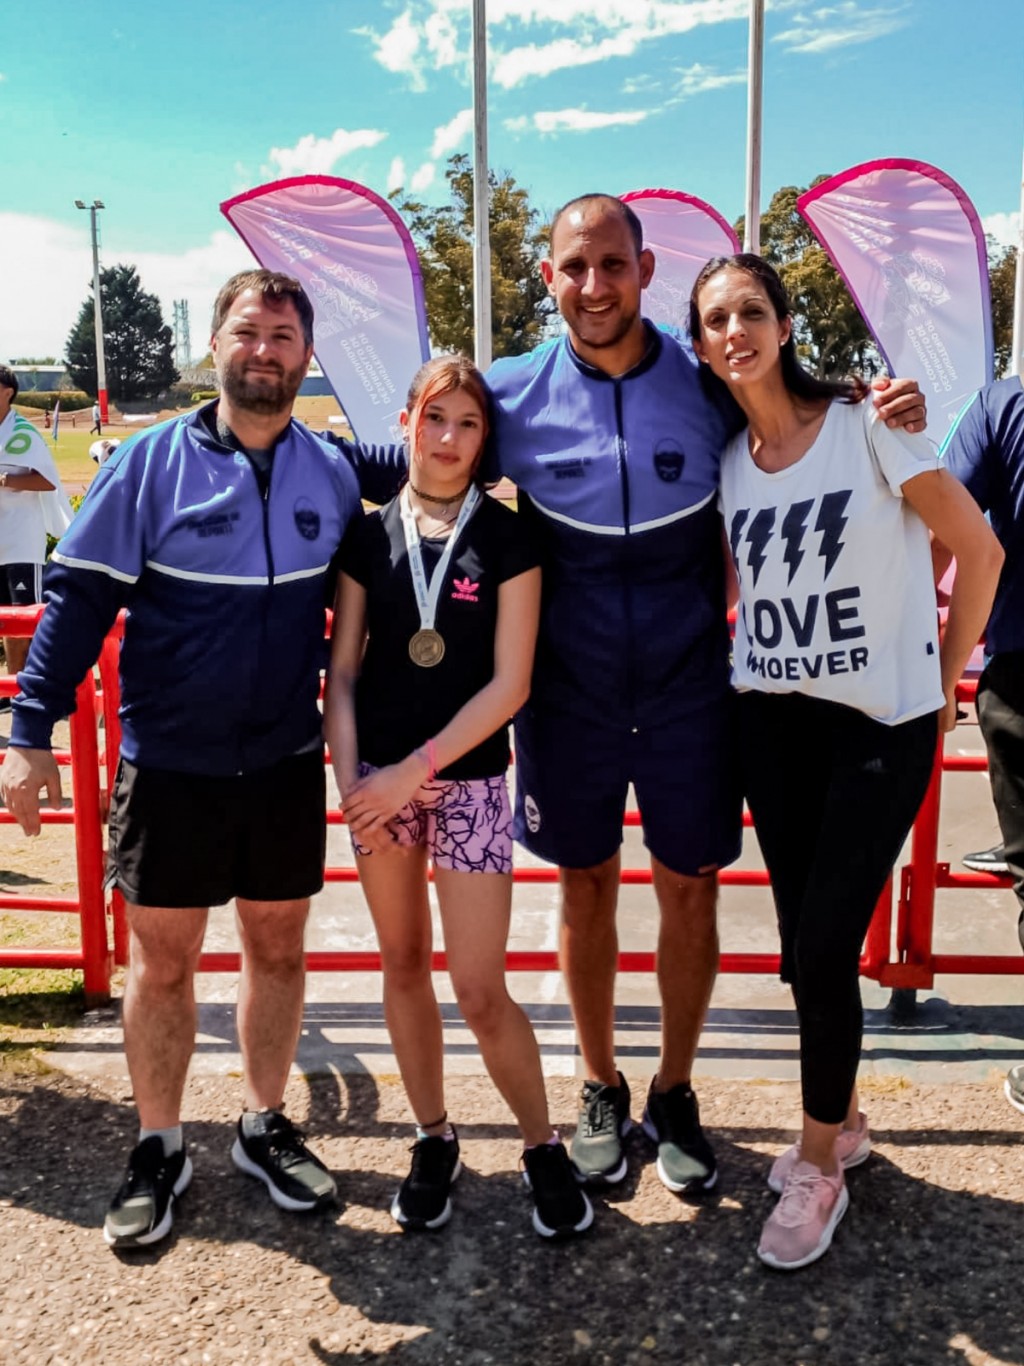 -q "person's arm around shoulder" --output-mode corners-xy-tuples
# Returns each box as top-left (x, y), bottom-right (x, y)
(871, 376), (927, 433)
(902, 467), (1004, 731)
(321, 432), (408, 507)
(342, 564), (542, 840)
